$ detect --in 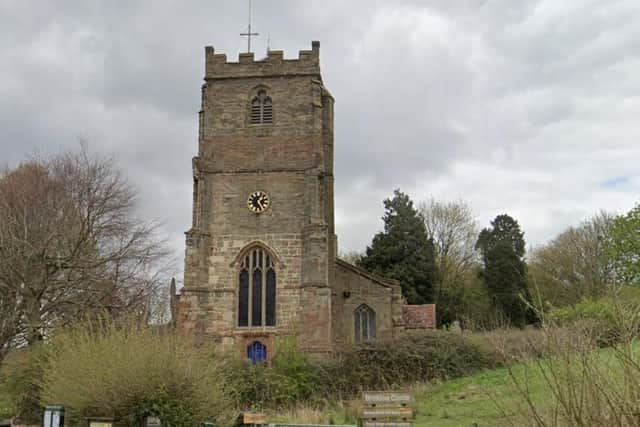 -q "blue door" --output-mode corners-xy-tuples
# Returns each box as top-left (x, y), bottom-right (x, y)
(247, 341), (267, 364)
